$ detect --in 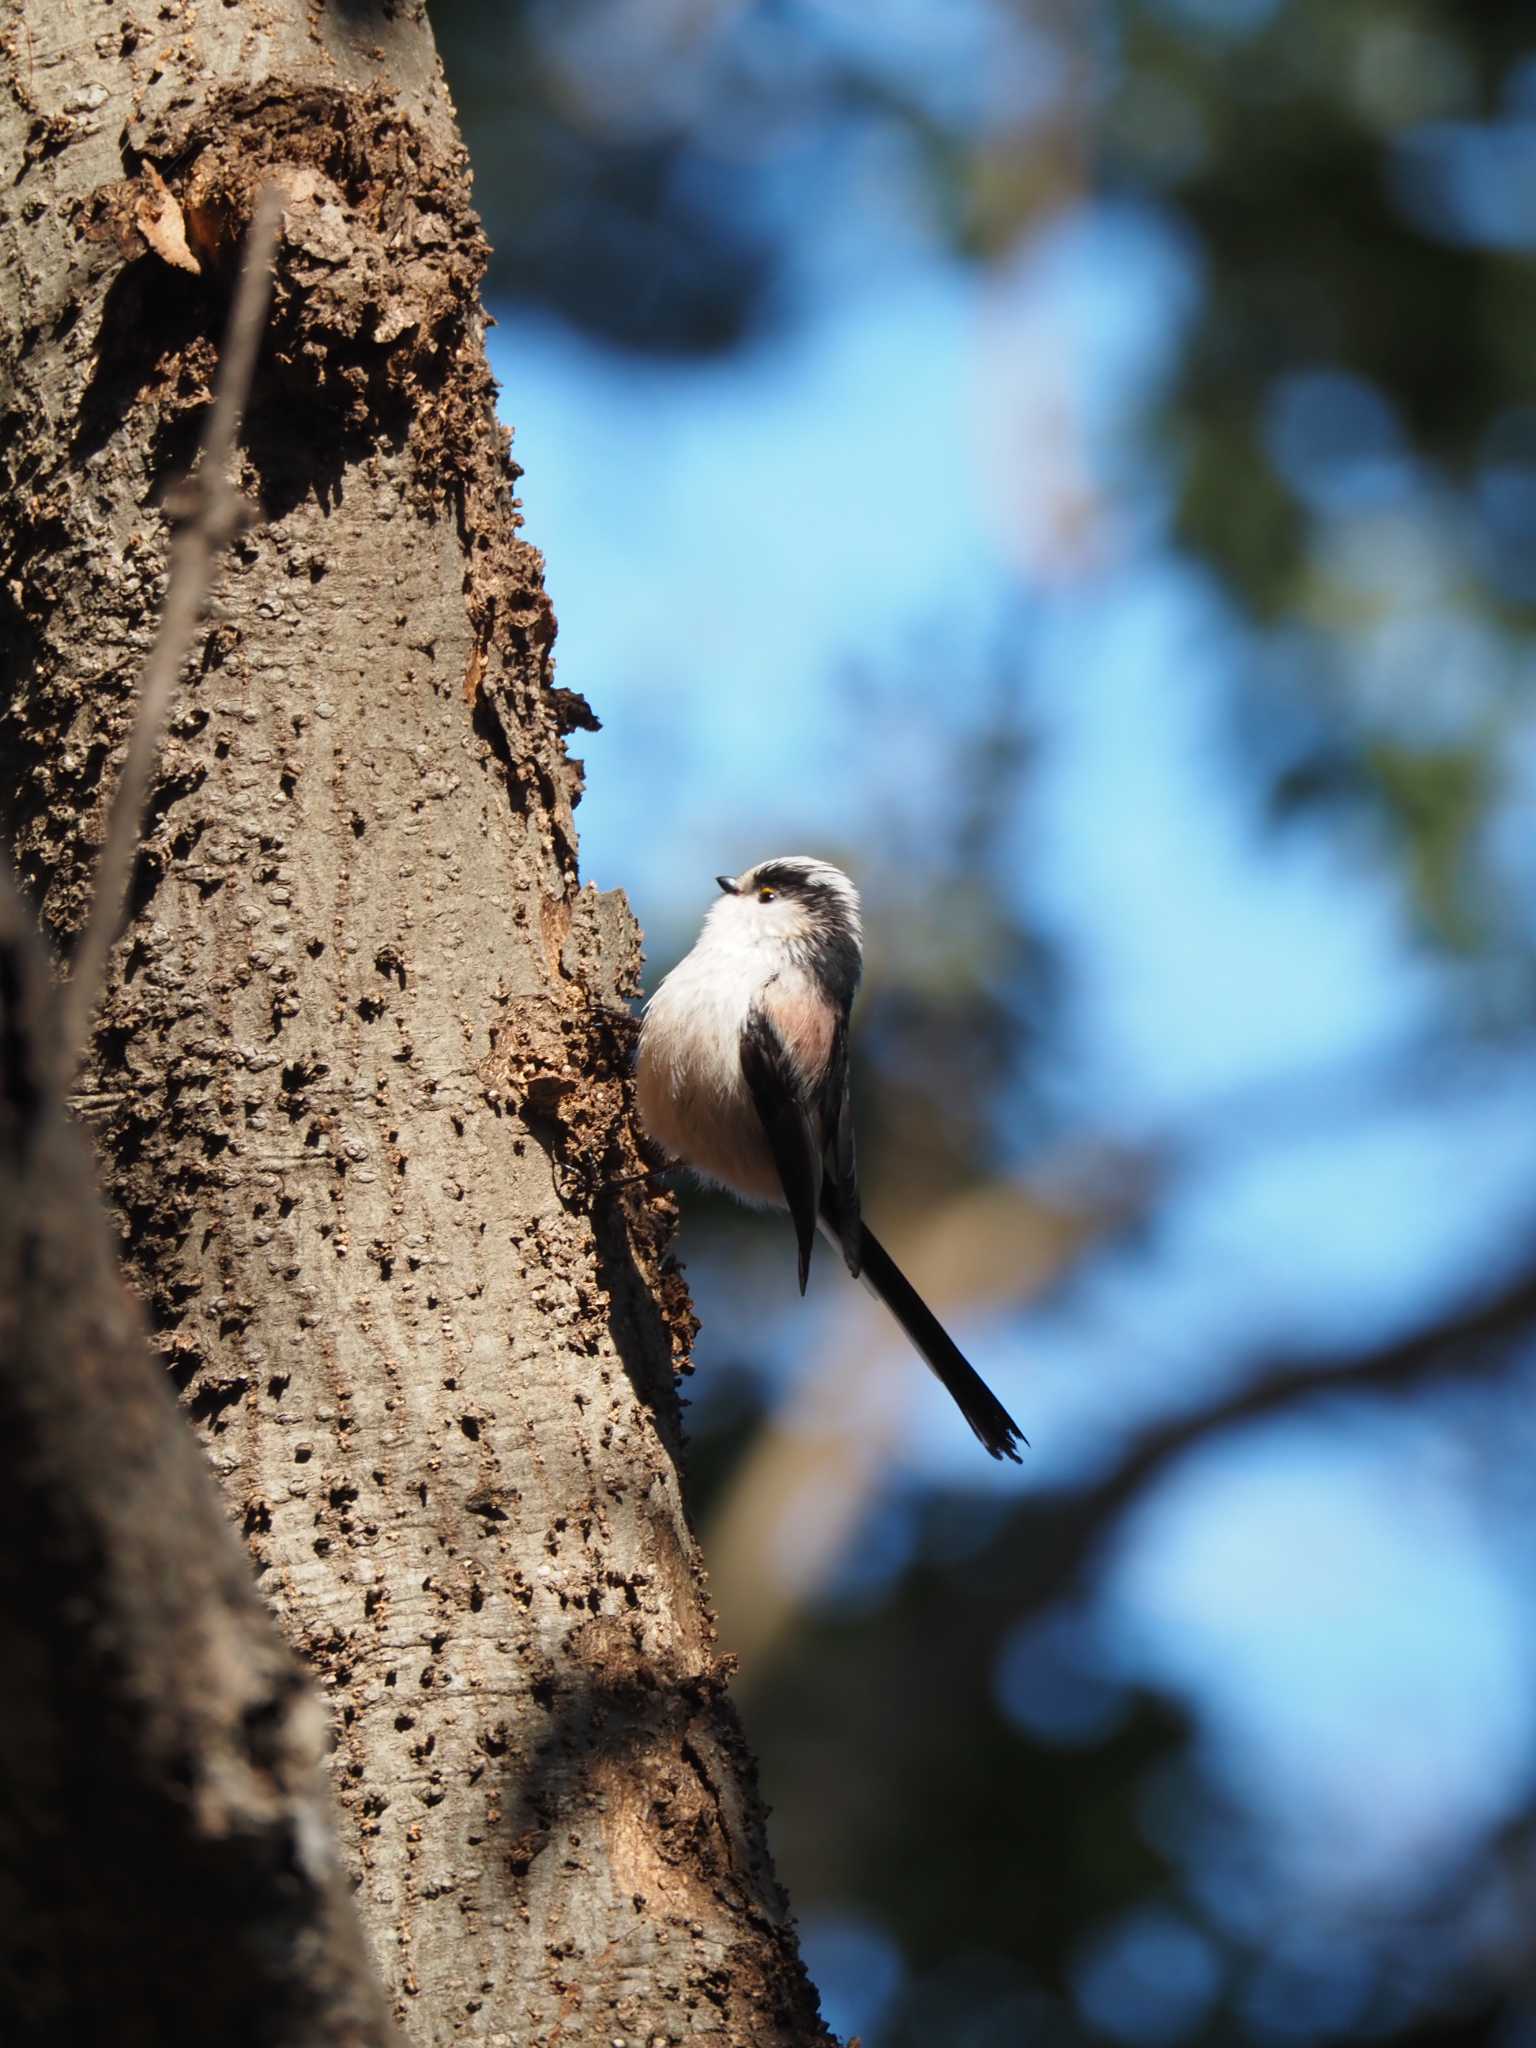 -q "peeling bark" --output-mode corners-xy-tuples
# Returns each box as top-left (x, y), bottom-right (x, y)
(0, 3), (829, 2041)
